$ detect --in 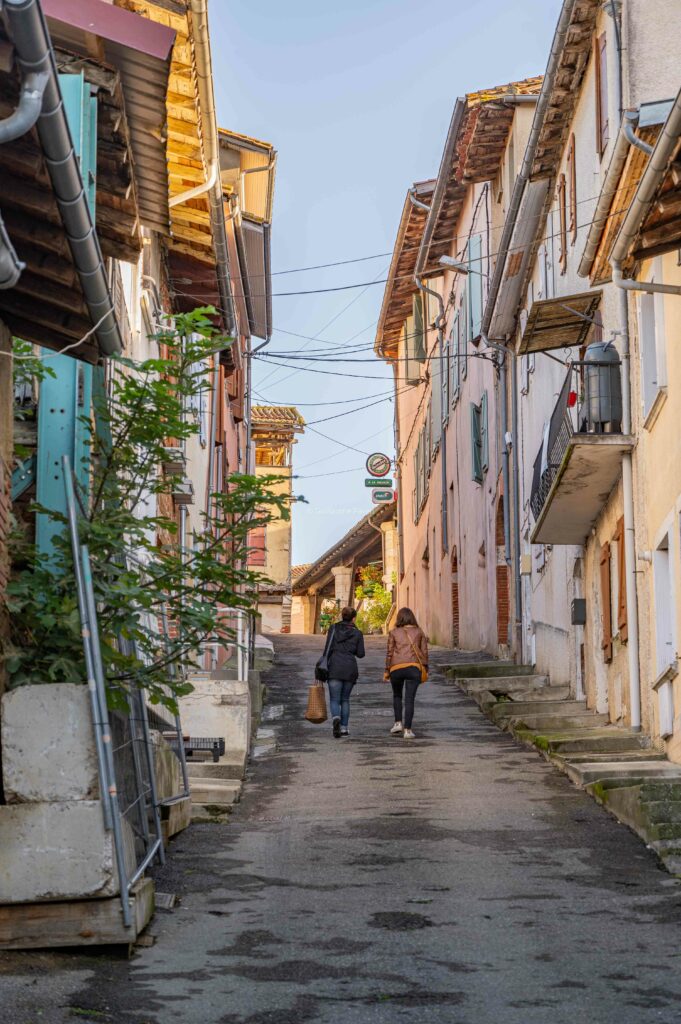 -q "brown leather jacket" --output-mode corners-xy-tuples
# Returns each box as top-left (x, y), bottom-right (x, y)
(384, 625), (428, 676)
